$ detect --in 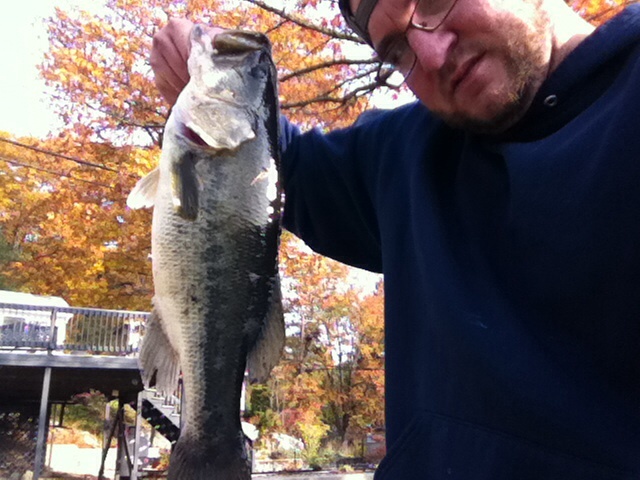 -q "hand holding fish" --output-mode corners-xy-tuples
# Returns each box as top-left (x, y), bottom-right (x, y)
(150, 18), (224, 106)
